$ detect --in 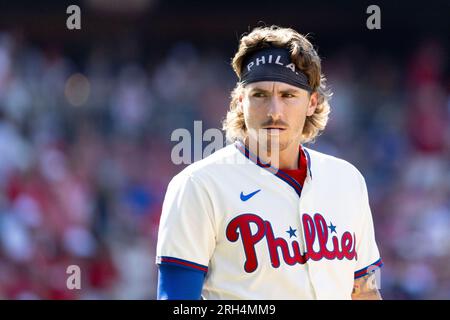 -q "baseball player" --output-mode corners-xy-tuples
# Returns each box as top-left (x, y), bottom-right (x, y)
(156, 25), (383, 300)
